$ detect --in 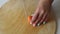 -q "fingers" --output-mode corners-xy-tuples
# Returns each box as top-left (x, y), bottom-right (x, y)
(40, 12), (47, 23)
(37, 17), (47, 26)
(43, 17), (48, 24)
(37, 12), (48, 26)
(43, 13), (49, 24)
(30, 12), (39, 24)
(32, 10), (44, 27)
(30, 8), (40, 24)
